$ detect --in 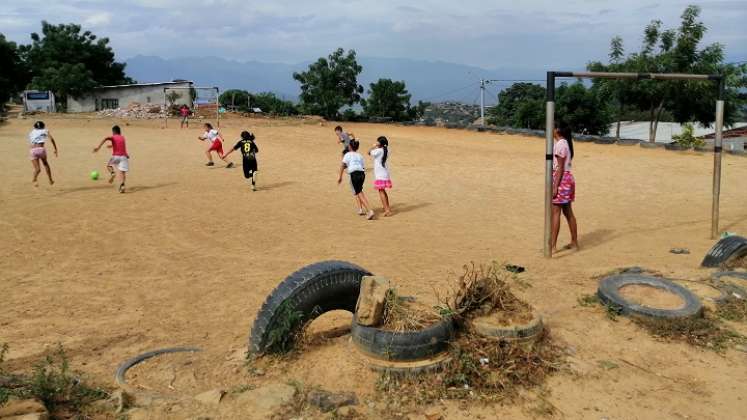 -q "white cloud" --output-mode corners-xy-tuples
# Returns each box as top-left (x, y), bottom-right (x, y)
(84, 12), (112, 27)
